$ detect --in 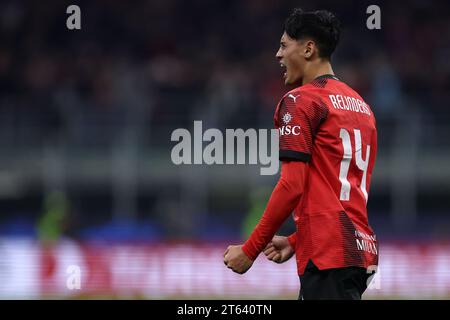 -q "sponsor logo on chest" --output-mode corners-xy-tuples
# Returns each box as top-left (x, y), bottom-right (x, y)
(279, 112), (301, 136)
